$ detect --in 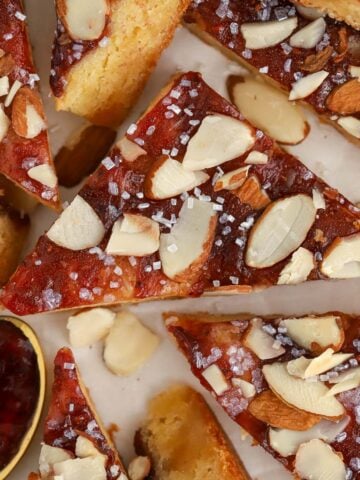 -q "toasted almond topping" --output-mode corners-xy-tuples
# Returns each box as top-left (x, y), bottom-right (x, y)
(47, 195), (105, 251)
(106, 214), (160, 257)
(236, 175), (270, 210)
(290, 18), (326, 49)
(159, 198), (217, 282)
(12, 86), (46, 139)
(214, 166), (249, 191)
(289, 71), (329, 101)
(321, 233), (360, 279)
(246, 194), (316, 268)
(67, 308), (115, 348)
(230, 76), (309, 145)
(39, 445), (73, 478)
(182, 114), (255, 171)
(128, 456), (151, 480)
(0, 53), (15, 77)
(0, 76), (9, 96)
(4, 79), (22, 107)
(326, 78), (360, 115)
(202, 364), (229, 395)
(349, 65), (360, 78)
(295, 4), (324, 20)
(312, 188), (326, 210)
(53, 456), (107, 480)
(241, 17), (298, 49)
(249, 389), (319, 430)
(281, 316), (344, 353)
(263, 362), (345, 418)
(28, 164), (57, 188)
(231, 378), (256, 398)
(117, 137), (147, 162)
(0, 103), (10, 142)
(326, 366), (360, 396)
(287, 349), (353, 379)
(278, 247), (314, 285)
(302, 46), (334, 73)
(337, 115), (360, 139)
(56, 0), (109, 41)
(244, 151), (269, 165)
(145, 157), (209, 199)
(75, 435), (104, 459)
(295, 439), (346, 480)
(244, 318), (285, 360)
(104, 311), (159, 376)
(269, 417), (349, 457)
